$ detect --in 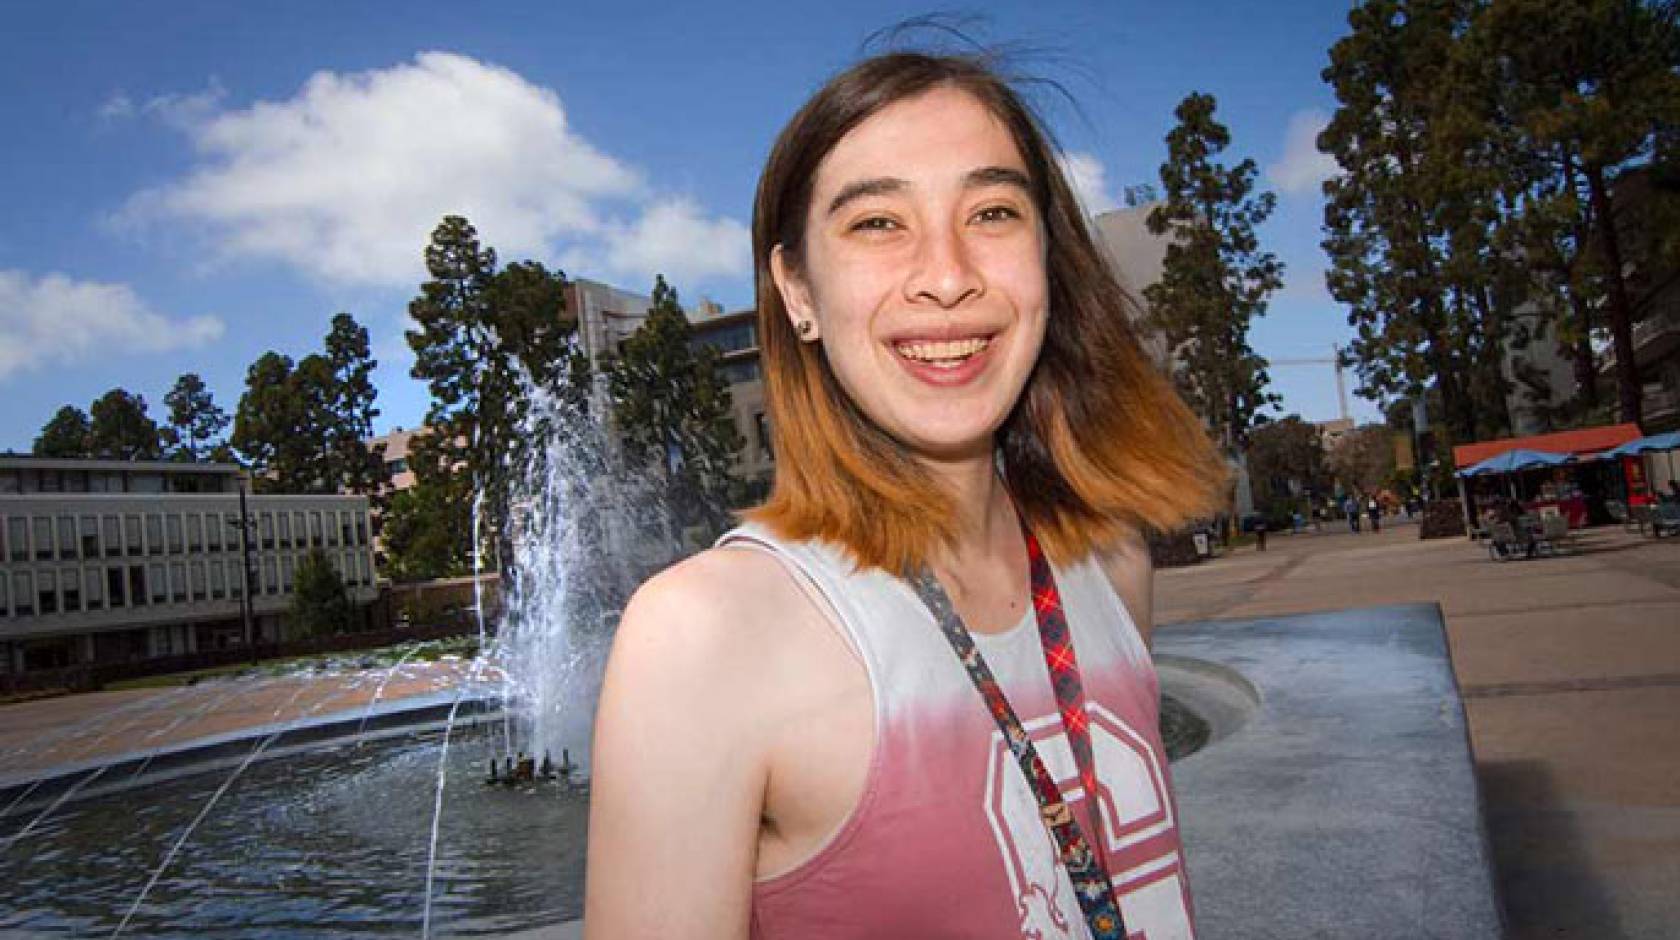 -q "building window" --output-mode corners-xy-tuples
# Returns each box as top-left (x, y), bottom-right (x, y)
(85, 567), (104, 611)
(108, 567), (126, 607)
(191, 563), (207, 602)
(228, 561), (244, 599)
(356, 515), (368, 547)
(5, 517), (25, 562)
(61, 568), (80, 612)
(263, 558), (278, 595)
(0, 573), (8, 617)
(126, 515), (143, 556)
(12, 573), (33, 617)
(280, 555), (295, 593)
(260, 513), (275, 550)
(131, 473), (164, 494)
(327, 511), (341, 547)
(277, 512), (291, 548)
(129, 566), (147, 607)
(754, 412), (773, 460)
(146, 514), (163, 555)
(309, 512), (323, 548)
(64, 471), (88, 493)
(207, 514), (223, 553)
(58, 516), (77, 559)
(80, 516), (100, 558)
(170, 562), (187, 603)
(166, 515), (183, 554)
(103, 515), (121, 557)
(187, 514), (203, 552)
(149, 564), (167, 604)
(35, 517), (54, 560)
(38, 471), (61, 493)
(38, 570), (57, 615)
(211, 563), (227, 600)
